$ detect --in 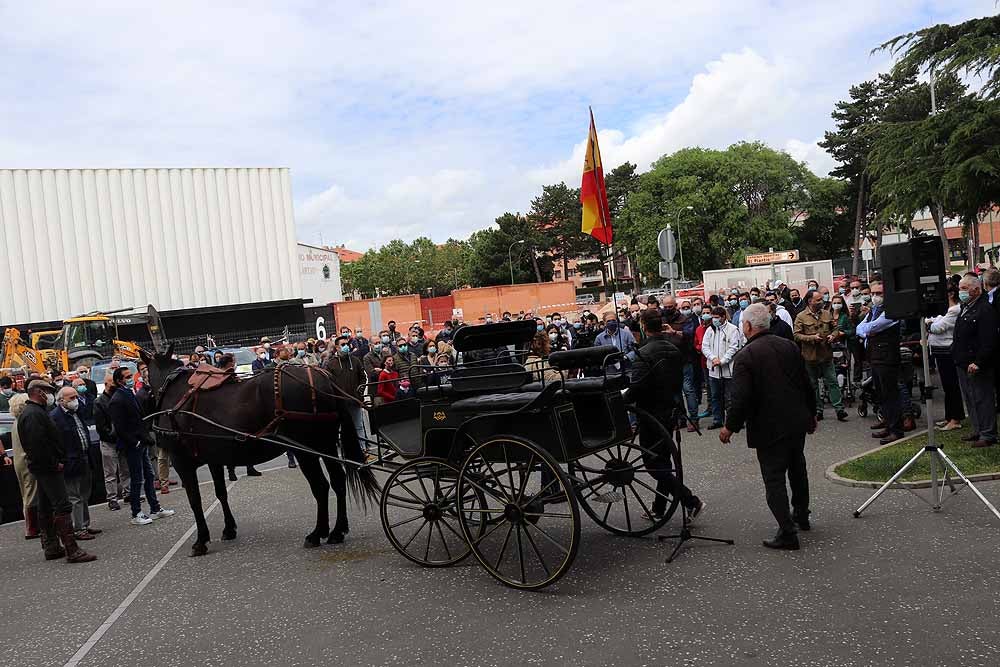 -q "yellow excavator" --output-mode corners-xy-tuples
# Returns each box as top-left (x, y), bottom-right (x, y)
(1, 327), (48, 384)
(2, 309), (142, 376)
